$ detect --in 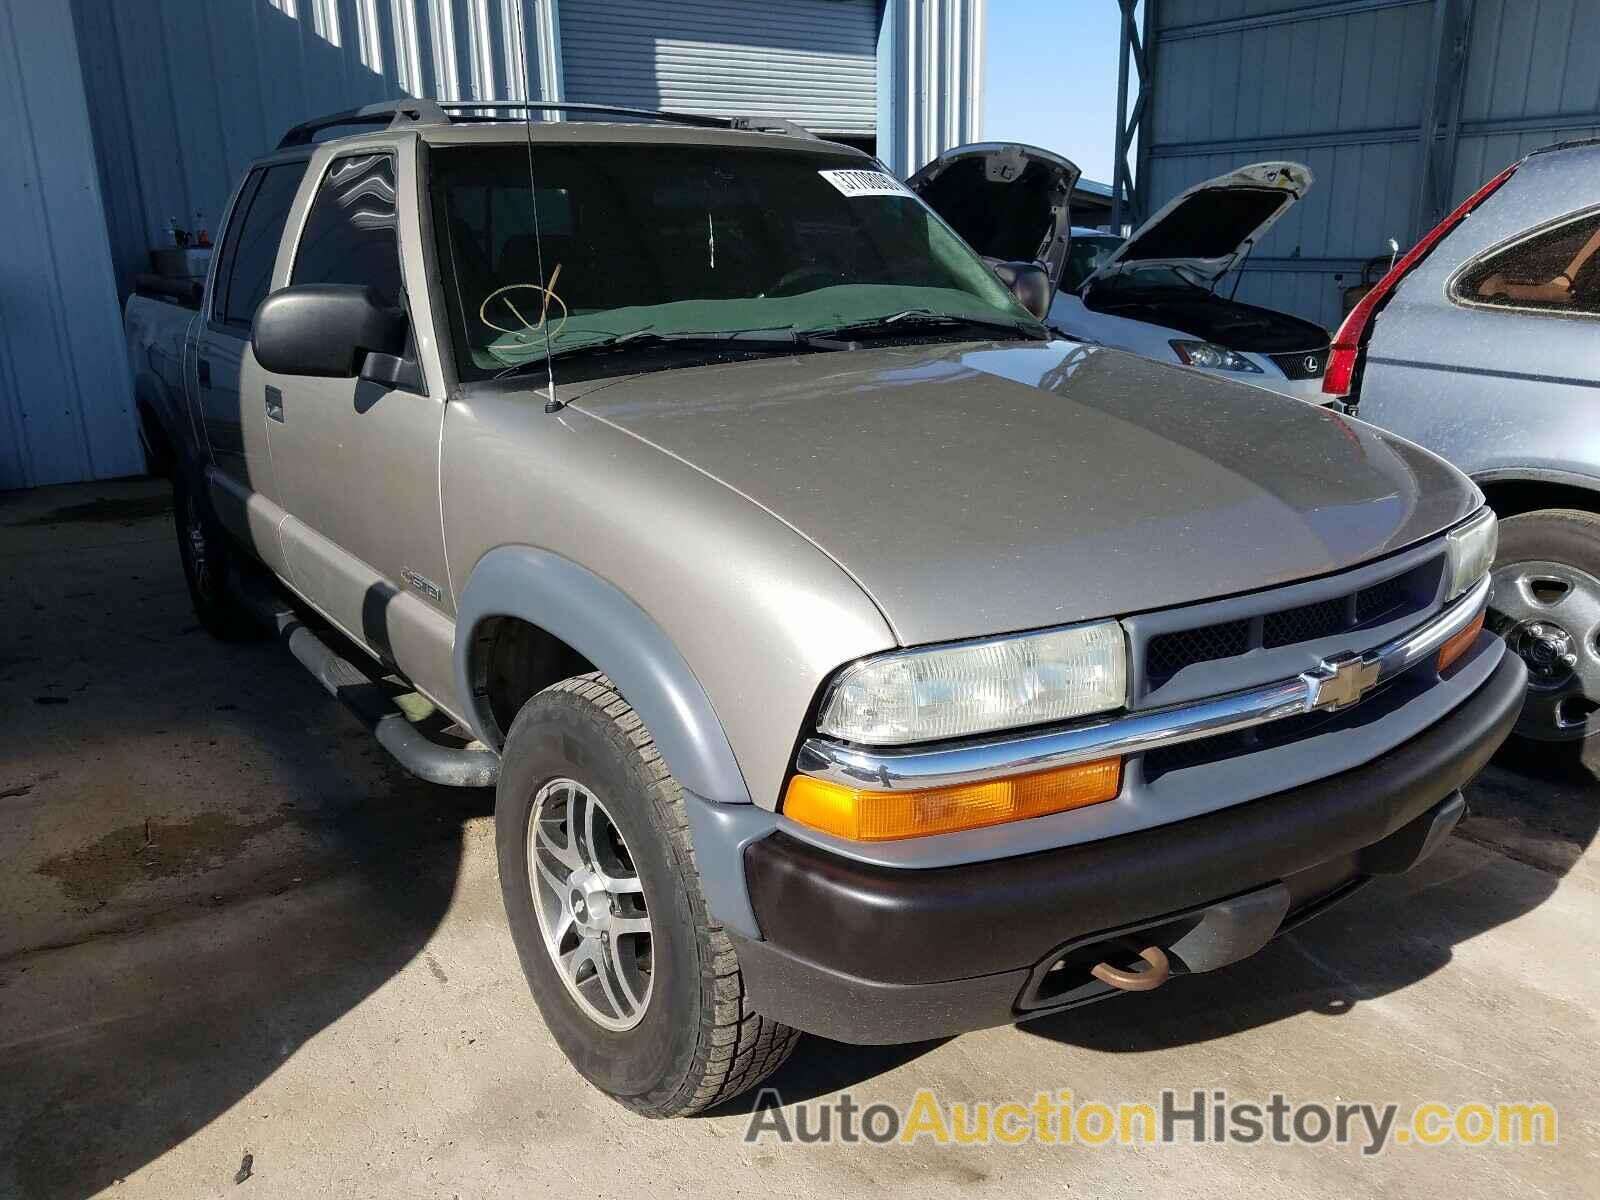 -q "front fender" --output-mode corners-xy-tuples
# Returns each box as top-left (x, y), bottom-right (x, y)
(454, 545), (753, 807)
